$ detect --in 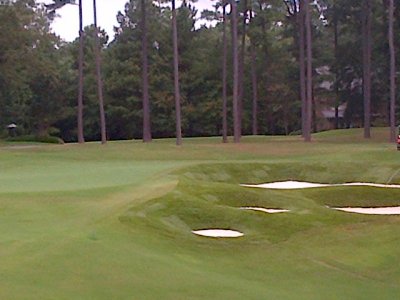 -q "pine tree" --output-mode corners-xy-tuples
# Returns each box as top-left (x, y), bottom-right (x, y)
(172, 0), (182, 145)
(141, 0), (152, 142)
(77, 0), (85, 143)
(388, 0), (396, 142)
(362, 0), (372, 138)
(93, 0), (107, 144)
(230, 0), (240, 143)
